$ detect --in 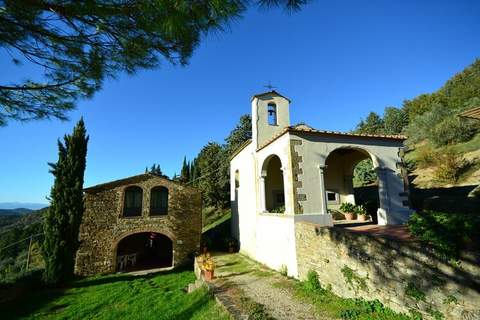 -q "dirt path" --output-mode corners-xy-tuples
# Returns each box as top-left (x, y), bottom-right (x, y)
(212, 253), (332, 320)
